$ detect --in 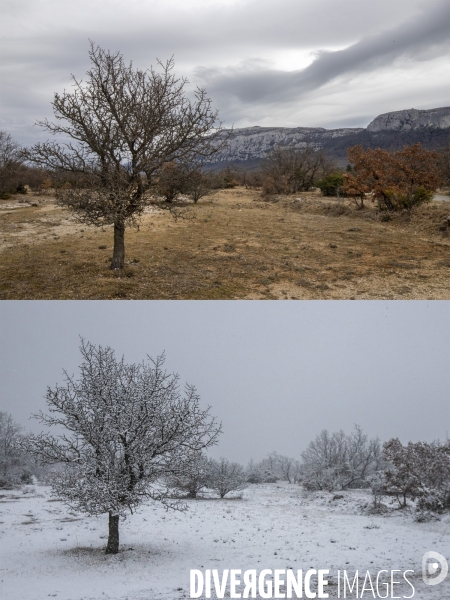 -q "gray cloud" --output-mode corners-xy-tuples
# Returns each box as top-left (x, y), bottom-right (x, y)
(195, 0), (449, 106)
(0, 0), (448, 141)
